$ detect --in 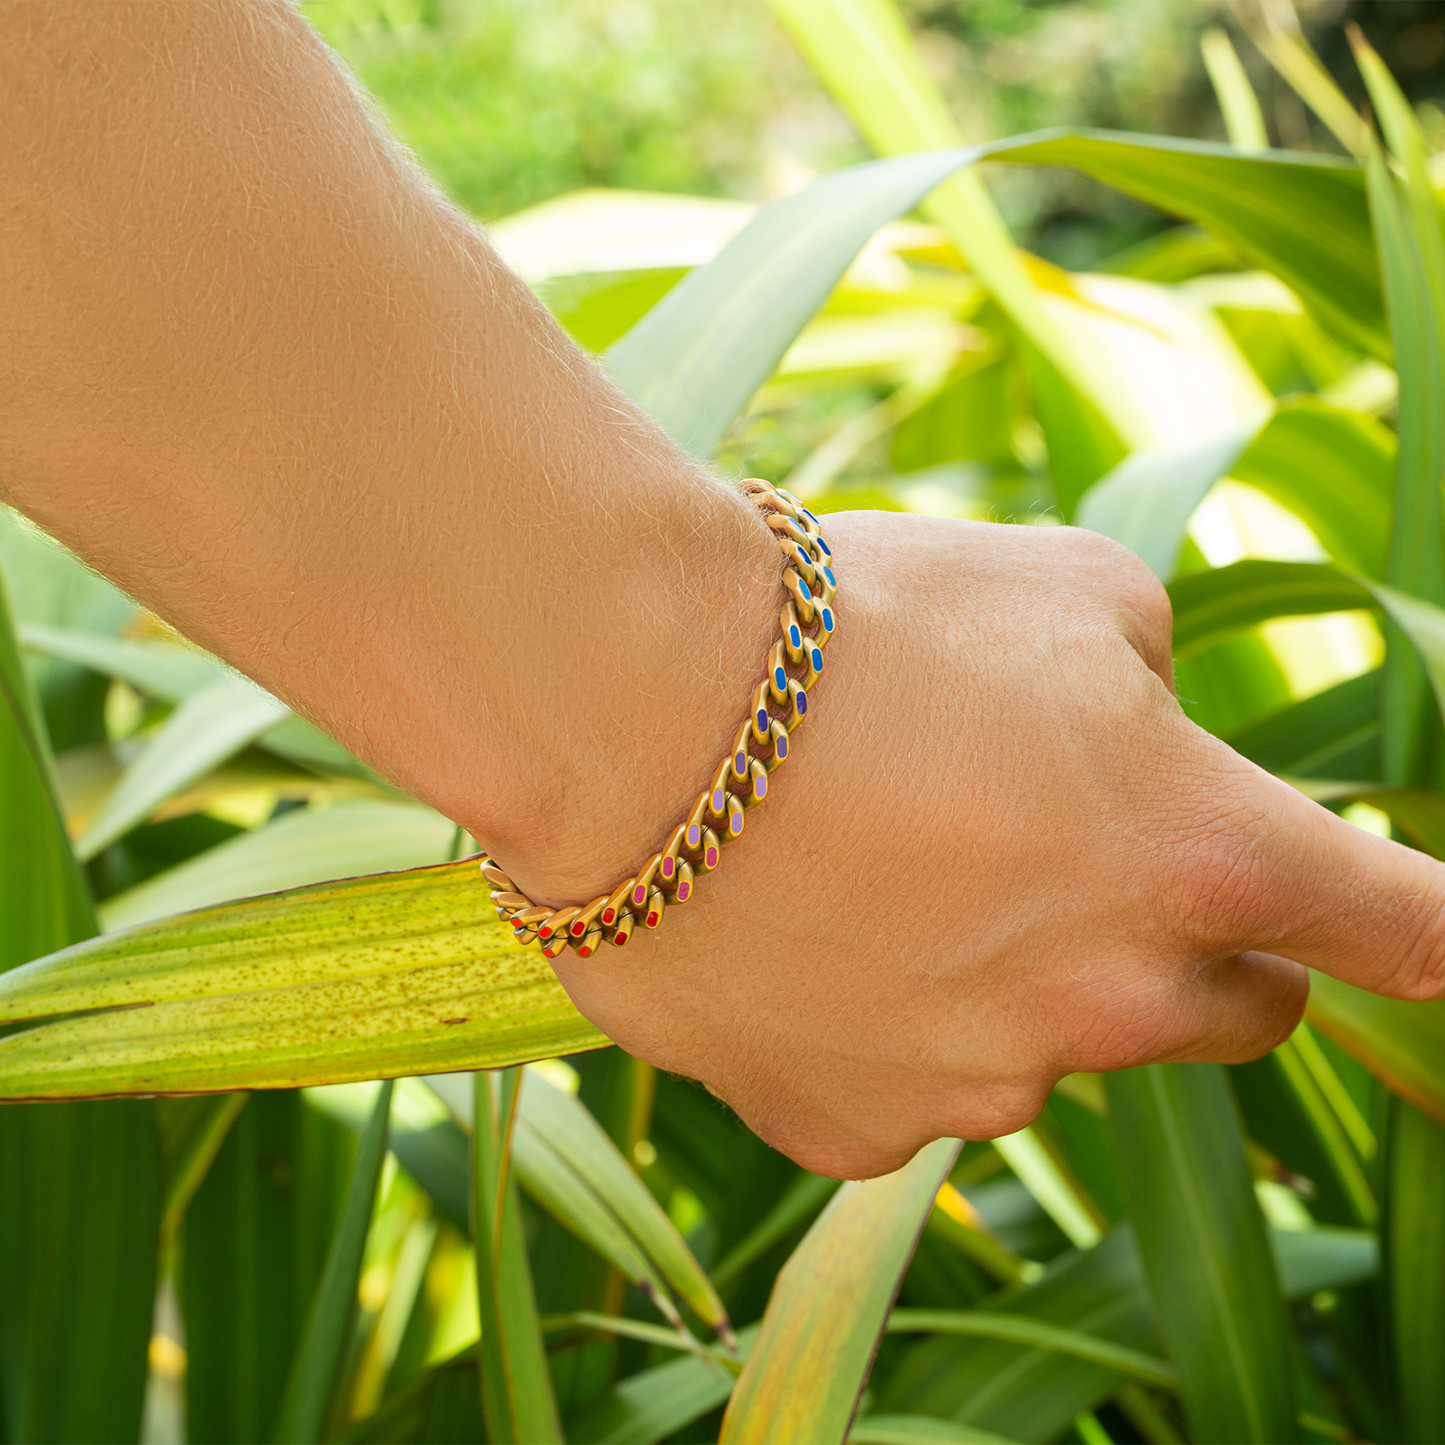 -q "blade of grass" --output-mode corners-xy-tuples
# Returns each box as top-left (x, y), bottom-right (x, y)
(720, 1137), (959, 1444)
(1202, 28), (1268, 149)
(992, 1128), (1106, 1250)
(274, 1078), (394, 1444)
(156, 1091), (250, 1246)
(850, 1417), (1024, 1444)
(471, 1069), (563, 1443)
(885, 1310), (1178, 1390)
